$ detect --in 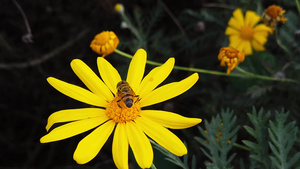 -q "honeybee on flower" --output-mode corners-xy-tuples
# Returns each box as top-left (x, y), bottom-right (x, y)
(116, 80), (140, 108)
